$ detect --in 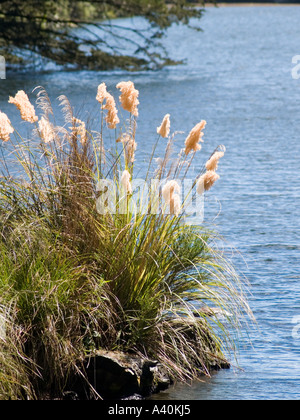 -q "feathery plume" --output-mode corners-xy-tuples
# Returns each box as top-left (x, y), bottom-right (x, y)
(58, 94), (73, 123)
(184, 120), (206, 155)
(71, 117), (87, 145)
(205, 150), (225, 171)
(102, 93), (120, 129)
(157, 114), (170, 138)
(162, 180), (180, 203)
(116, 81), (139, 117)
(121, 170), (132, 195)
(34, 86), (53, 118)
(0, 111), (14, 142)
(170, 193), (181, 217)
(8, 90), (38, 123)
(196, 170), (220, 194)
(38, 117), (56, 144)
(117, 133), (137, 164)
(162, 180), (181, 216)
(96, 83), (108, 104)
